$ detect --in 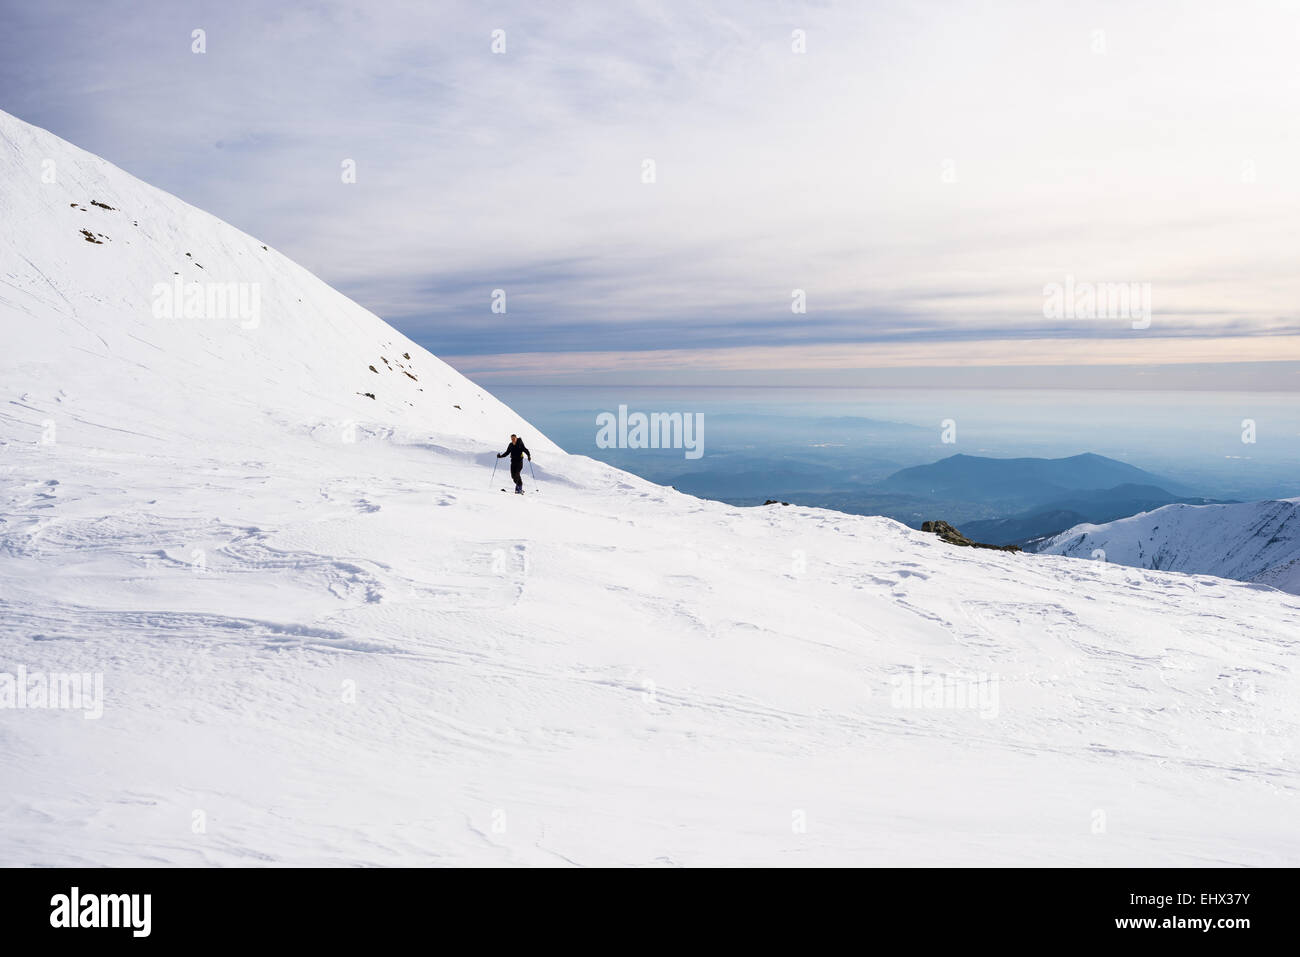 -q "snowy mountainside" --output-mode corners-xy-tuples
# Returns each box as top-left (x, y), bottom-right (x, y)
(1, 109), (1298, 866)
(0, 108), (547, 457)
(1040, 499), (1300, 595)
